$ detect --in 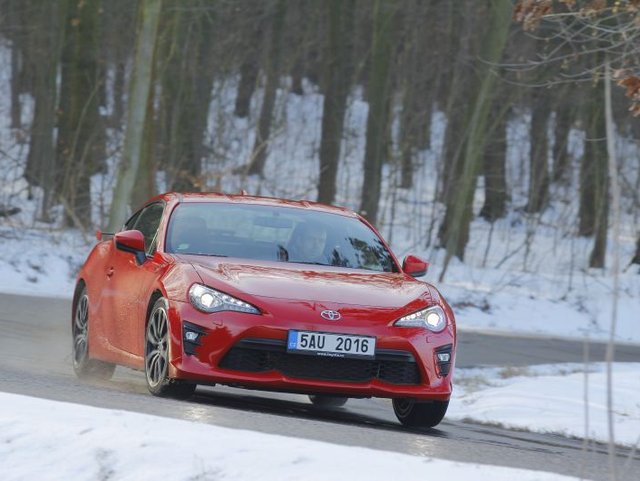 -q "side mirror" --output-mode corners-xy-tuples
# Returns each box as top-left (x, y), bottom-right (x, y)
(403, 255), (428, 278)
(115, 230), (146, 263)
